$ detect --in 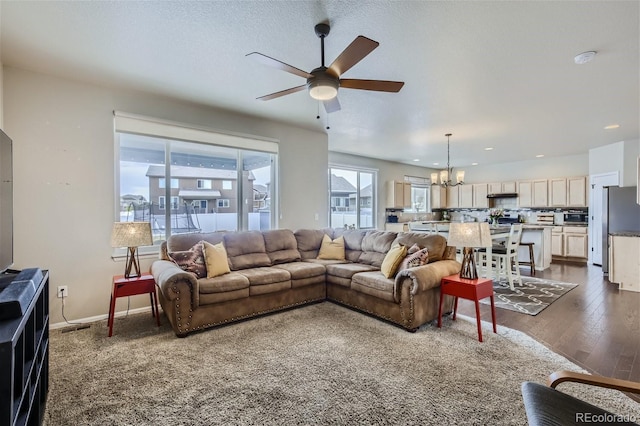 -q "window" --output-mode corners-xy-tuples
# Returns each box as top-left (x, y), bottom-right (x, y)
(404, 176), (430, 213)
(159, 178), (179, 189)
(197, 179), (212, 189)
(329, 166), (377, 229)
(115, 112), (278, 247)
